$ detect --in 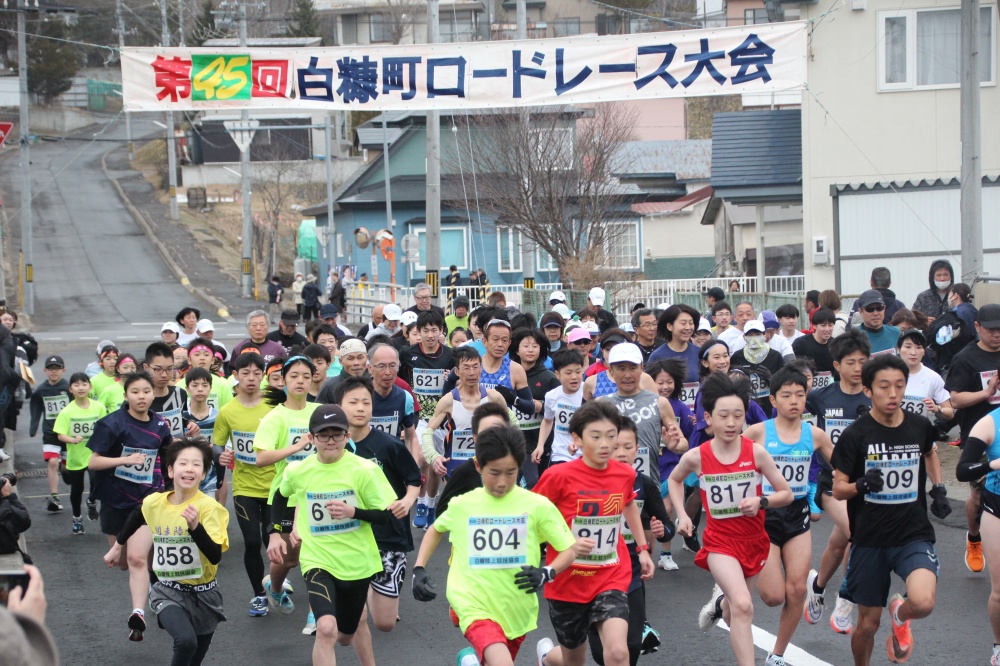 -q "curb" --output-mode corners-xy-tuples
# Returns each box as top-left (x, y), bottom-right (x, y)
(100, 149), (230, 320)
